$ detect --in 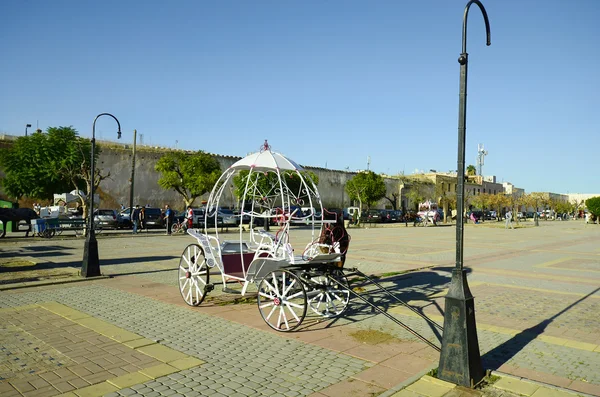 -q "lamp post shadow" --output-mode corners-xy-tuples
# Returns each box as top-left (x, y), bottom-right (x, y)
(483, 286), (600, 370)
